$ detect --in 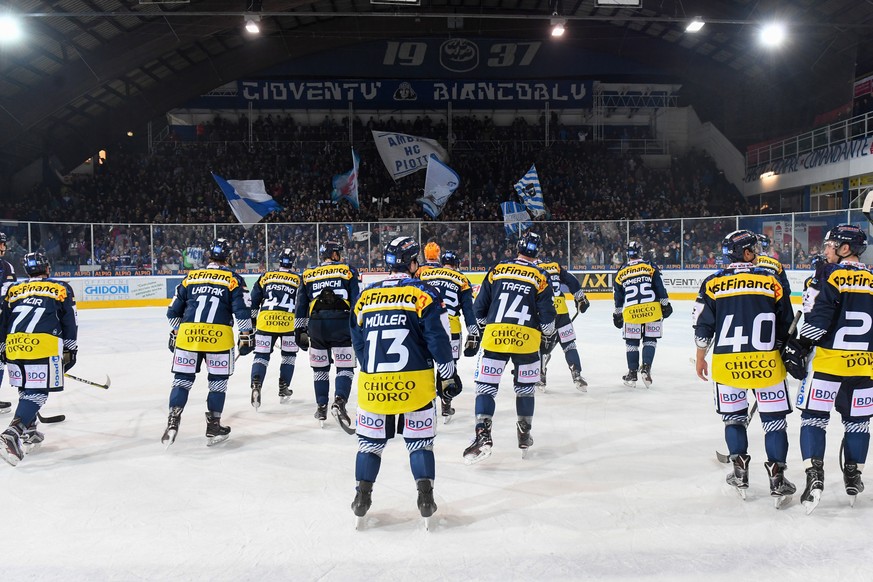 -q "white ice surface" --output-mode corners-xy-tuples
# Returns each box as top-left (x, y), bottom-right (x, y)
(1, 300), (871, 581)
